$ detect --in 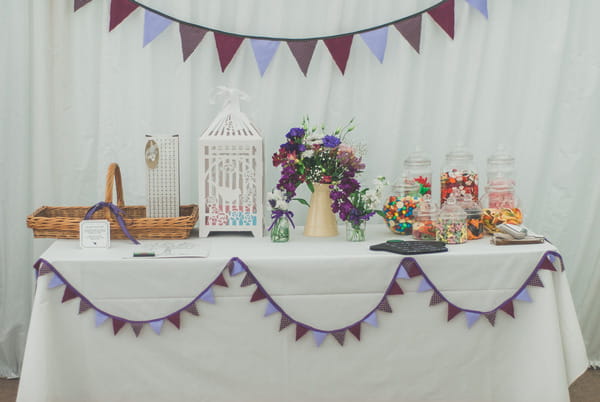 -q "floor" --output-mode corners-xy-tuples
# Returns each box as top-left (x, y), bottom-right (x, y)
(1, 369), (599, 401)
